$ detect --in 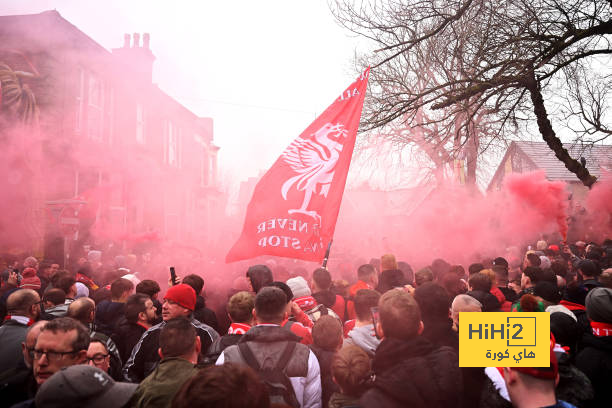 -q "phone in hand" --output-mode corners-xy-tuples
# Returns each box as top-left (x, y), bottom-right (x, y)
(371, 306), (381, 339)
(170, 267), (177, 286)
